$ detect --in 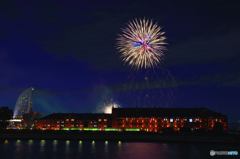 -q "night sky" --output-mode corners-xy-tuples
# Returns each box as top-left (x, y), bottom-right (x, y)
(0, 0), (239, 121)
